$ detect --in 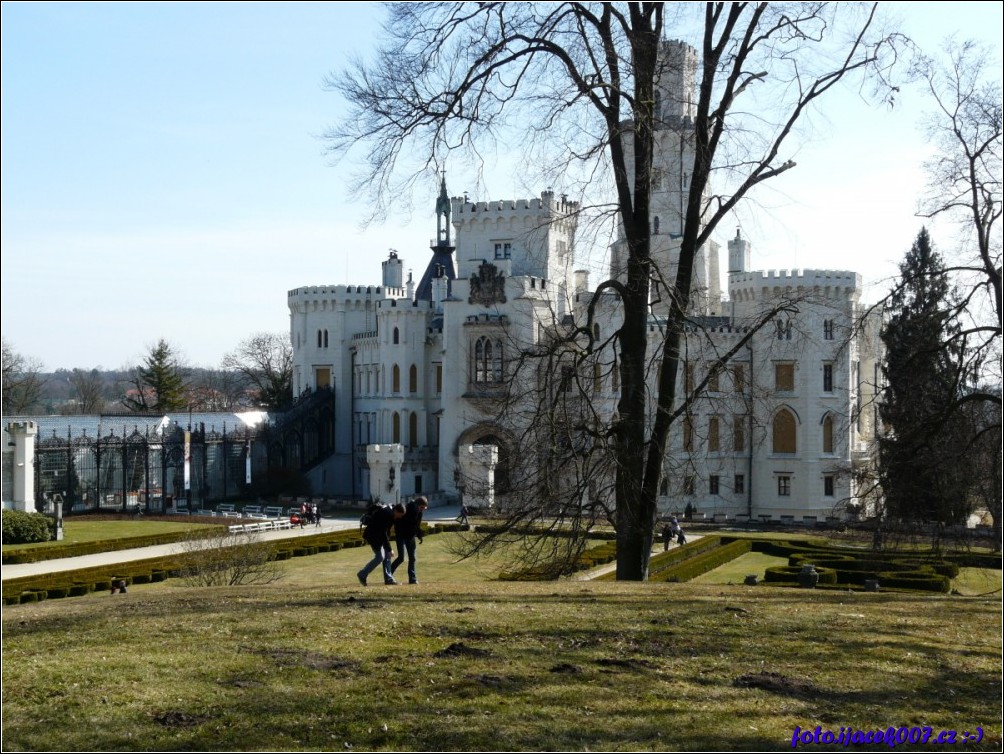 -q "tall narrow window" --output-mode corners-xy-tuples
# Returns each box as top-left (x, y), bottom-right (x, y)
(491, 339), (503, 382)
(824, 475), (835, 497)
(409, 364), (418, 393)
(733, 416), (746, 452)
(317, 330), (322, 348)
(733, 364), (745, 393)
(683, 416), (695, 452)
(324, 330), (329, 348)
(392, 413), (401, 444)
(709, 475), (720, 495)
(593, 363), (603, 393)
(409, 411), (418, 447)
(822, 415), (834, 454)
(708, 416), (720, 452)
(734, 474), (745, 494)
(775, 363), (795, 392)
(392, 365), (401, 393)
(684, 362), (695, 393)
(708, 369), (720, 393)
(823, 319), (834, 340)
(393, 327), (400, 345)
(683, 476), (696, 495)
(435, 364), (442, 393)
(823, 363), (833, 393)
(778, 476), (791, 496)
(772, 409), (797, 454)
